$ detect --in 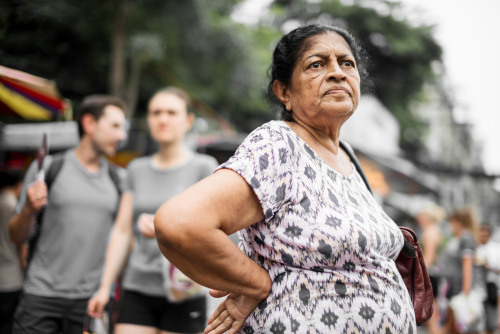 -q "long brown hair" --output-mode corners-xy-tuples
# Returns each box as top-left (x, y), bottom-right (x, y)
(448, 207), (478, 235)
